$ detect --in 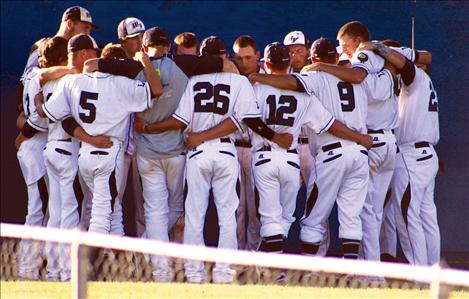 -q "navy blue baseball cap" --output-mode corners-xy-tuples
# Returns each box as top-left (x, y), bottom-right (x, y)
(62, 6), (99, 29)
(199, 36), (227, 56)
(143, 27), (169, 47)
(310, 37), (338, 59)
(263, 42), (290, 64)
(68, 34), (100, 53)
